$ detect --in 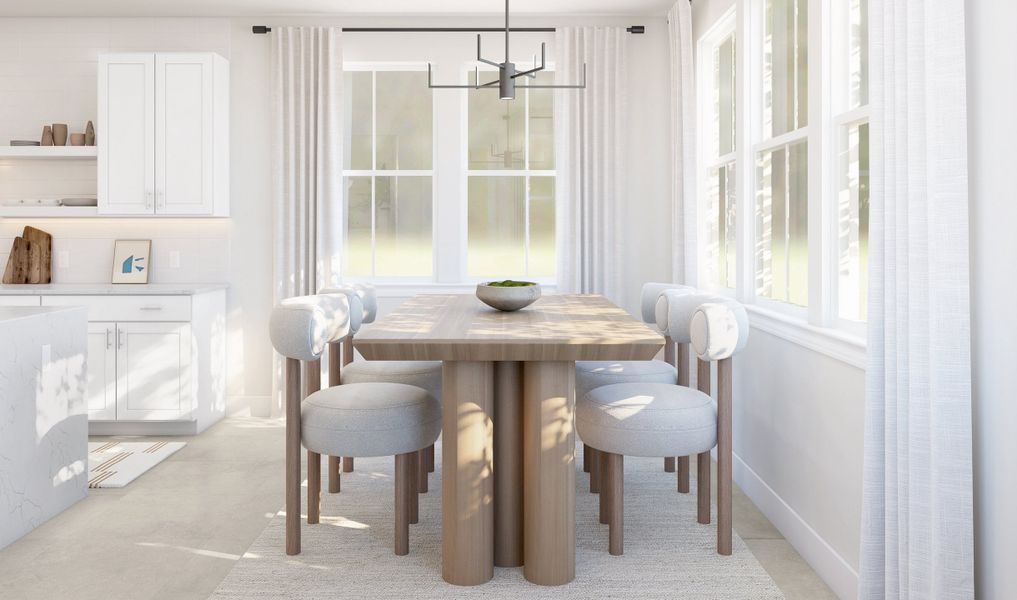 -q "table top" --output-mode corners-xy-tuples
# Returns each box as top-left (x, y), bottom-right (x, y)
(354, 294), (663, 362)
